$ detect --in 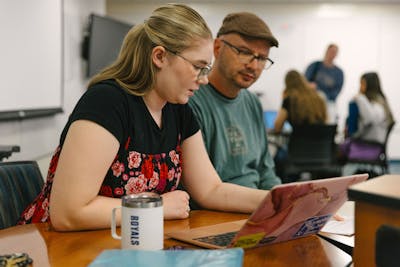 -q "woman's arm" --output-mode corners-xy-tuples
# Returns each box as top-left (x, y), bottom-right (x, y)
(49, 120), (121, 231)
(273, 108), (288, 133)
(181, 131), (267, 213)
(50, 120), (194, 231)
